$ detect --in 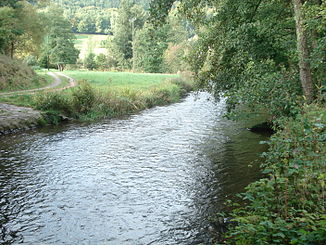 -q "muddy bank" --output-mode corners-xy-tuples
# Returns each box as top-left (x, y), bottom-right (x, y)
(0, 103), (43, 135)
